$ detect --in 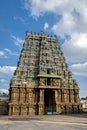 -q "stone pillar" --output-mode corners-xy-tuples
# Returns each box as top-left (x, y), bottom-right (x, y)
(16, 88), (19, 102)
(67, 89), (69, 103)
(11, 87), (19, 102)
(55, 90), (58, 113)
(66, 104), (72, 113)
(74, 89), (80, 103)
(57, 104), (62, 114)
(55, 90), (58, 104)
(26, 88), (29, 103)
(34, 89), (39, 115)
(11, 92), (15, 101)
(19, 87), (25, 103)
(61, 90), (64, 102)
(69, 89), (71, 103)
(38, 89), (44, 115)
(39, 89), (44, 103)
(57, 90), (59, 102)
(29, 89), (33, 103)
(13, 105), (19, 115)
(35, 89), (39, 104)
(28, 89), (36, 116)
(58, 89), (62, 103)
(70, 89), (74, 103)
(69, 89), (75, 103)
(21, 105), (27, 115)
(63, 89), (67, 102)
